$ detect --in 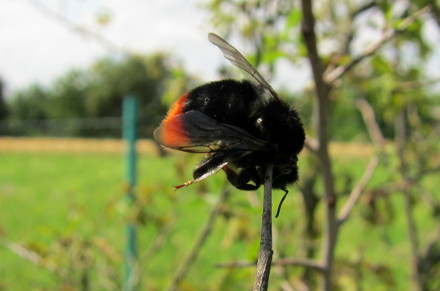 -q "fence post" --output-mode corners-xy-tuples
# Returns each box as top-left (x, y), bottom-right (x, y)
(123, 95), (138, 291)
